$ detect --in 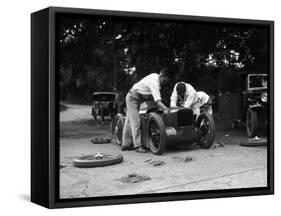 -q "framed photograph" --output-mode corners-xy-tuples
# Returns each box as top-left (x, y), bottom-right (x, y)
(31, 7), (274, 208)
